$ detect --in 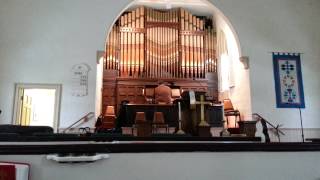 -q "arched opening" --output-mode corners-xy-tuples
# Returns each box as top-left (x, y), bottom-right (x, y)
(96, 0), (251, 130)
